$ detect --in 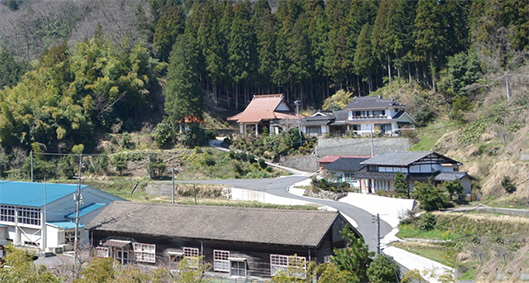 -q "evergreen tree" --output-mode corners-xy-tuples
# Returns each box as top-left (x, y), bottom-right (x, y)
(393, 0), (417, 81)
(371, 0), (398, 81)
(0, 46), (24, 90)
(393, 171), (411, 198)
(228, 1), (256, 106)
(164, 33), (203, 127)
(152, 5), (185, 62)
(331, 226), (374, 282)
(354, 23), (375, 92)
(252, 0), (276, 92)
(198, 1), (225, 100)
(366, 254), (400, 283)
